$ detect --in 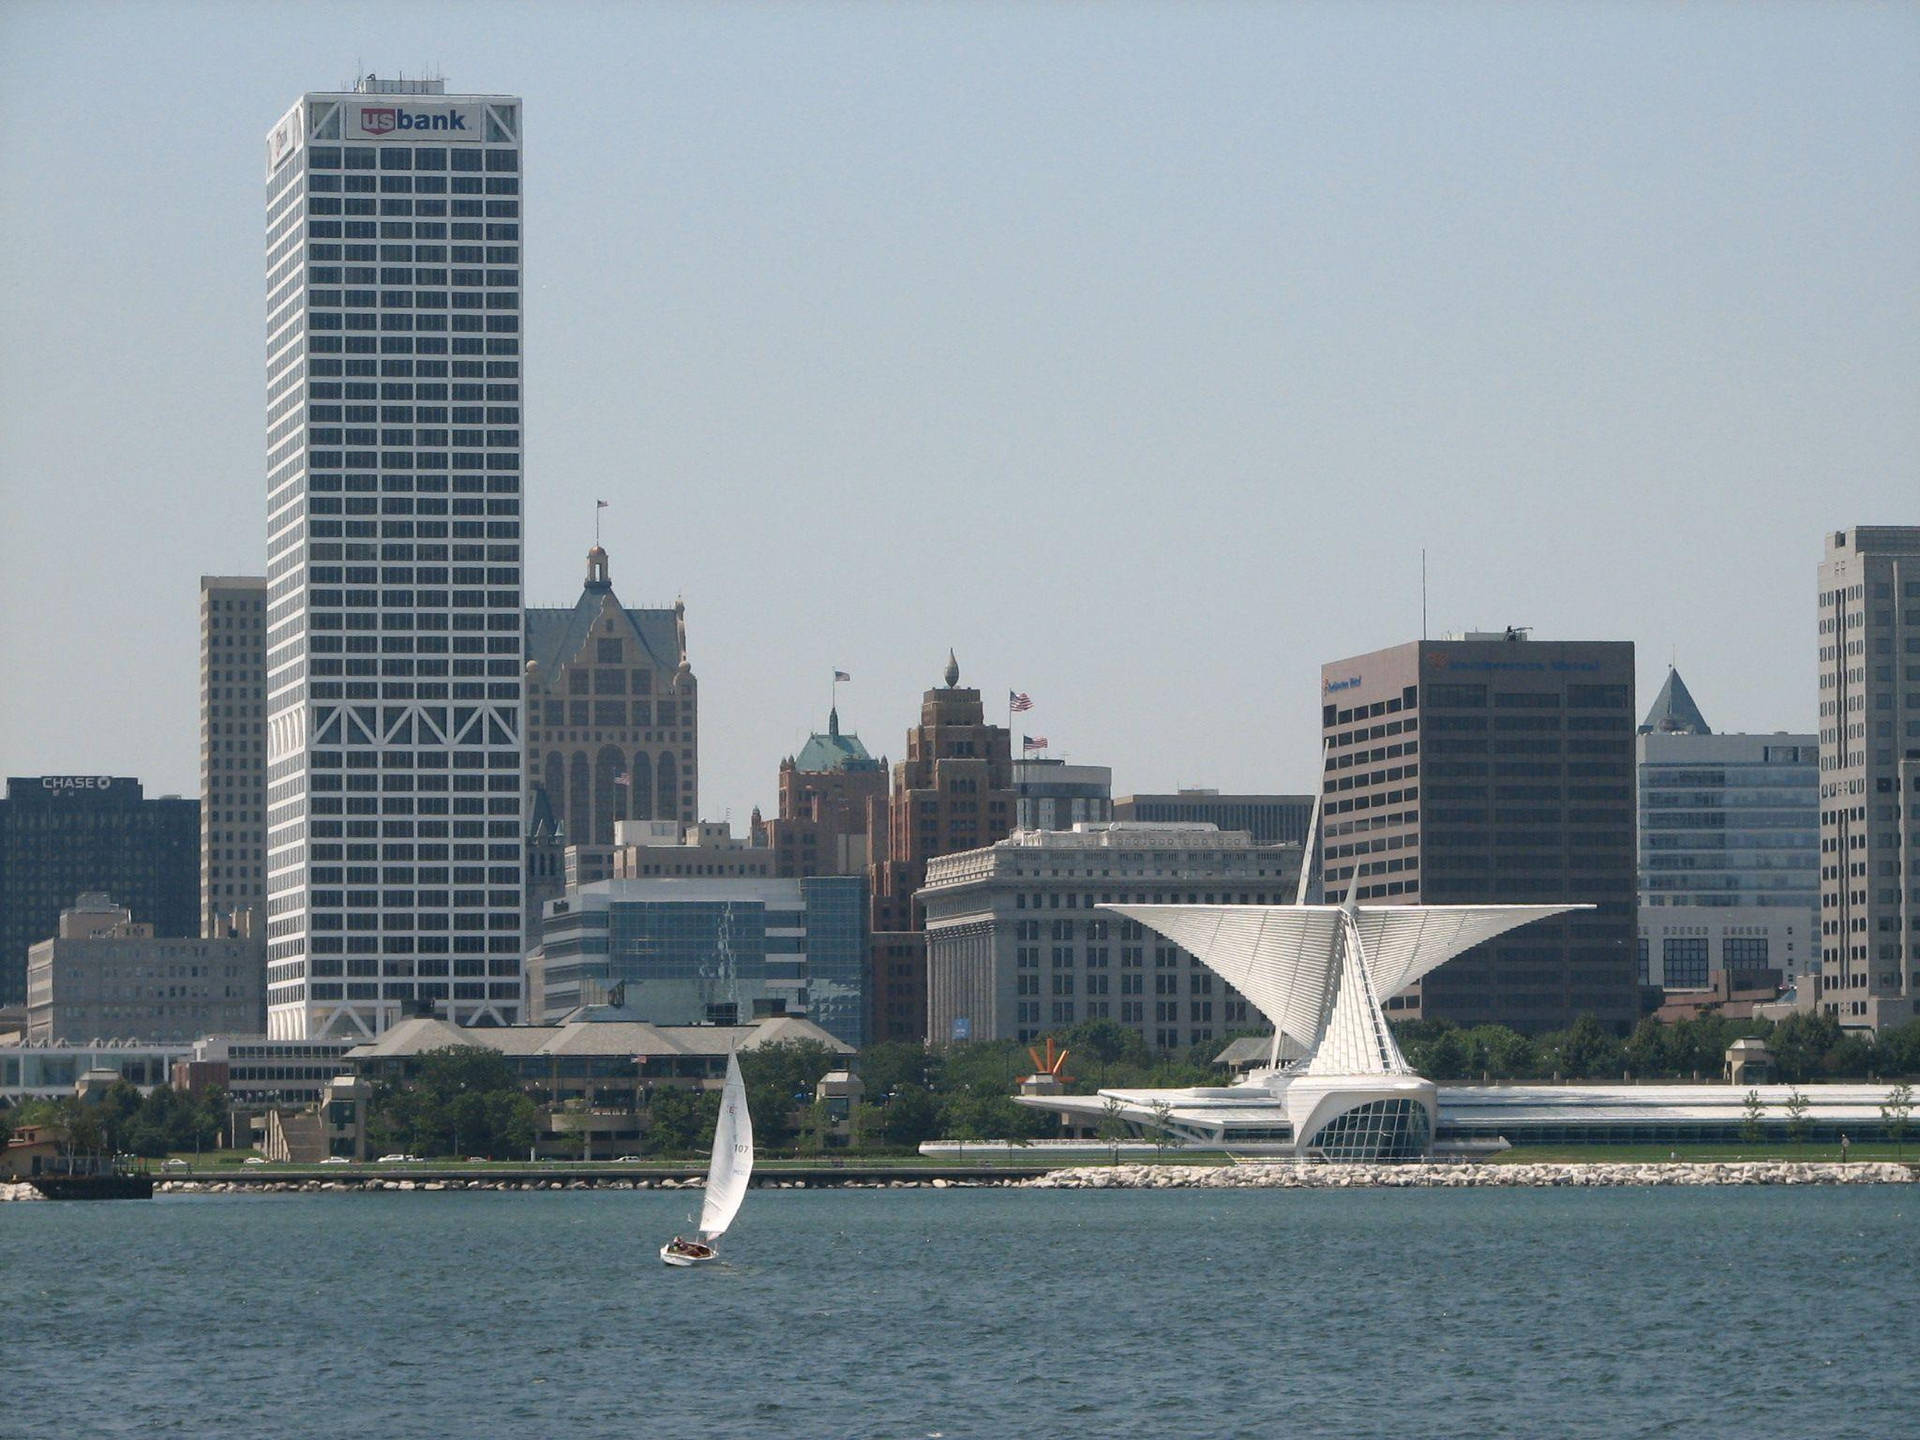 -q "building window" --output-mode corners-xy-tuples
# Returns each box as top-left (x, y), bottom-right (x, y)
(1662, 937), (1709, 989)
